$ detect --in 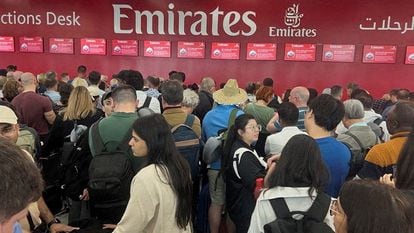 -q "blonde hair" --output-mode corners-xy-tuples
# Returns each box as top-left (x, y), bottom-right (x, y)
(63, 86), (95, 121)
(71, 77), (88, 88)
